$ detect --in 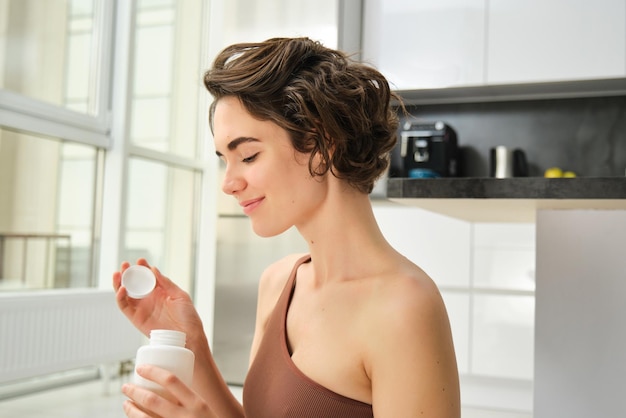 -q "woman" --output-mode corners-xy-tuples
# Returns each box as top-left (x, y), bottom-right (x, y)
(113, 37), (460, 417)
